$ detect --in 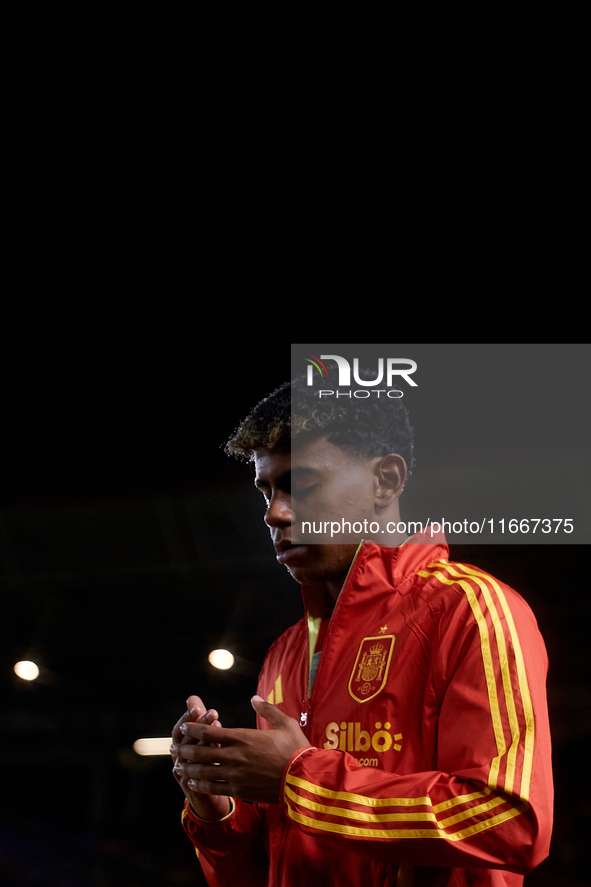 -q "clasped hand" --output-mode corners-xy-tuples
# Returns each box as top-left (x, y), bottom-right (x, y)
(171, 695), (310, 808)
